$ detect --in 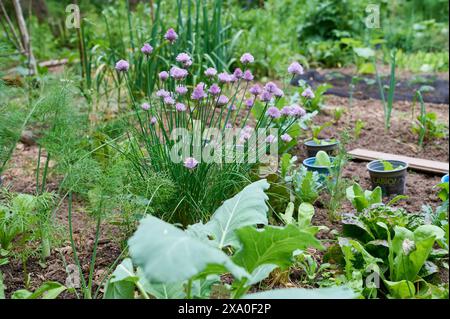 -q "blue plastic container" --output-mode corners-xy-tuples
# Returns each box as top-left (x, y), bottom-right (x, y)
(303, 157), (335, 176)
(442, 174), (449, 183)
